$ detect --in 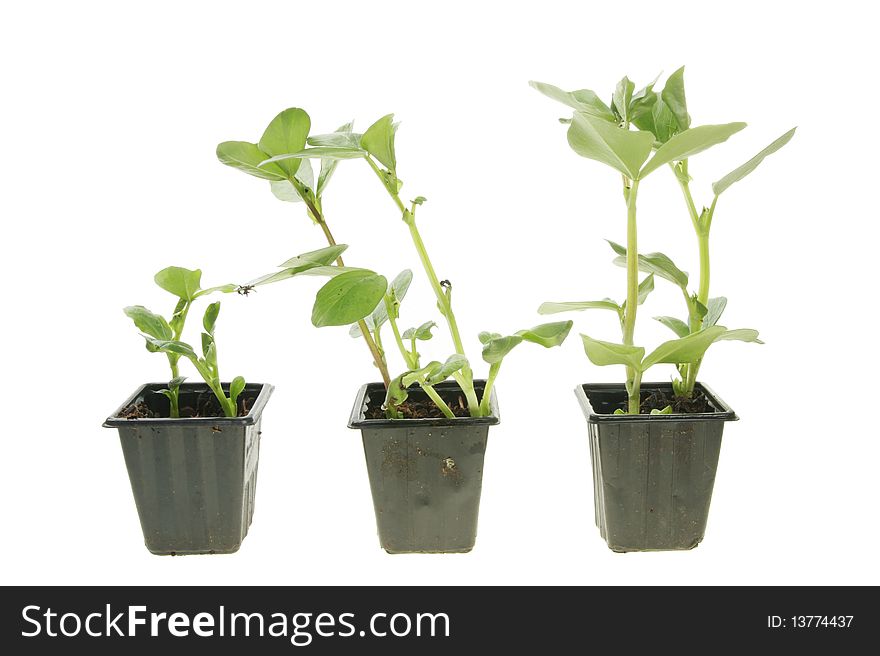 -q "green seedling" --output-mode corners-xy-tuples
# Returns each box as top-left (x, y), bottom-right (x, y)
(226, 110), (573, 418)
(532, 69), (793, 412)
(124, 266), (238, 417)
